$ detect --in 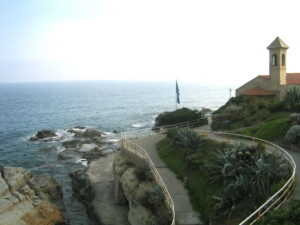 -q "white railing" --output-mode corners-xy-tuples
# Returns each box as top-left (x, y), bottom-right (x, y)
(120, 137), (176, 225)
(121, 115), (296, 224)
(195, 130), (296, 225)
